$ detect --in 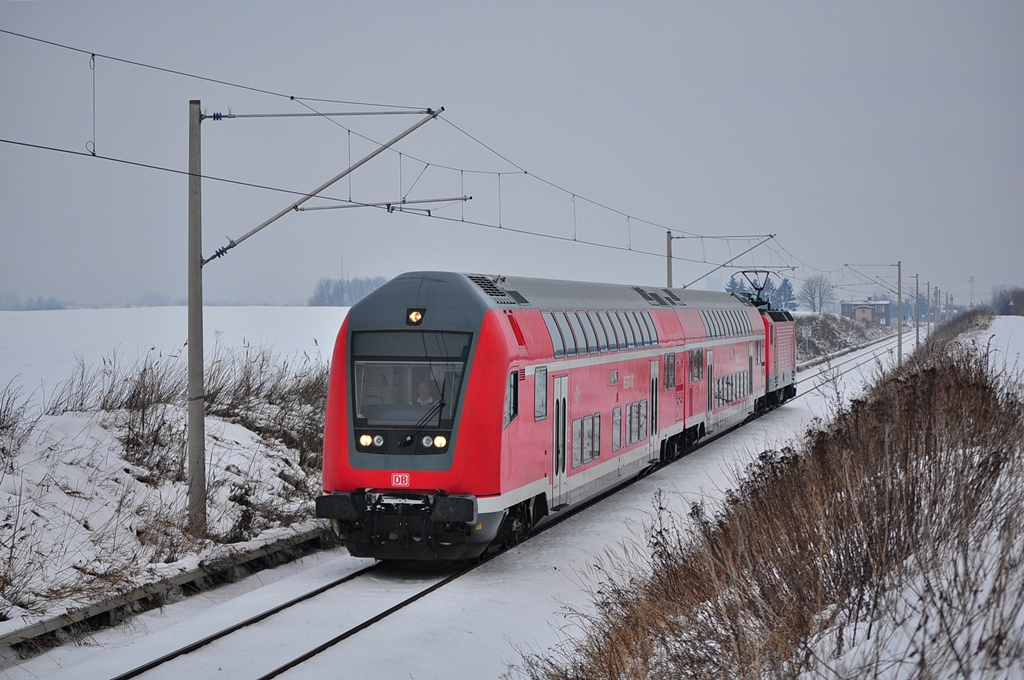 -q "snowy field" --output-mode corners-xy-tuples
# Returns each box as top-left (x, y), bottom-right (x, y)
(1, 309), (1021, 679)
(0, 307), (348, 409)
